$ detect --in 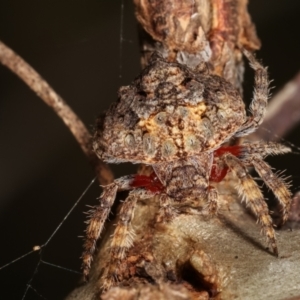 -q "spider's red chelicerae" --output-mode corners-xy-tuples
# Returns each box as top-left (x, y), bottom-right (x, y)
(82, 49), (291, 290)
